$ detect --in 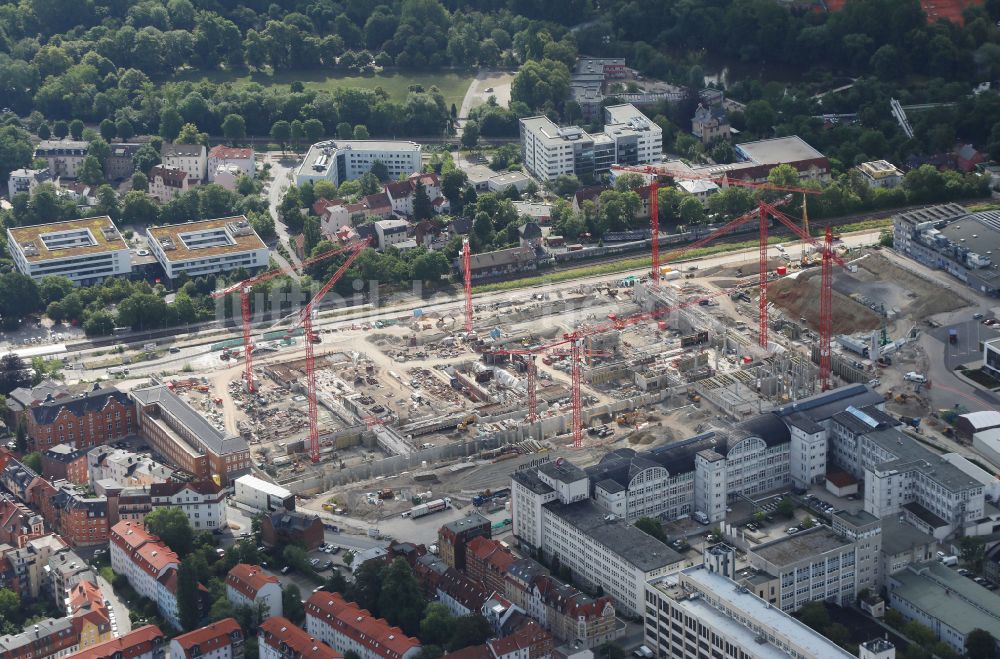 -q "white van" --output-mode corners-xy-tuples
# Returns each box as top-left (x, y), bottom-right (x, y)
(693, 511), (709, 524)
(904, 372), (927, 383)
